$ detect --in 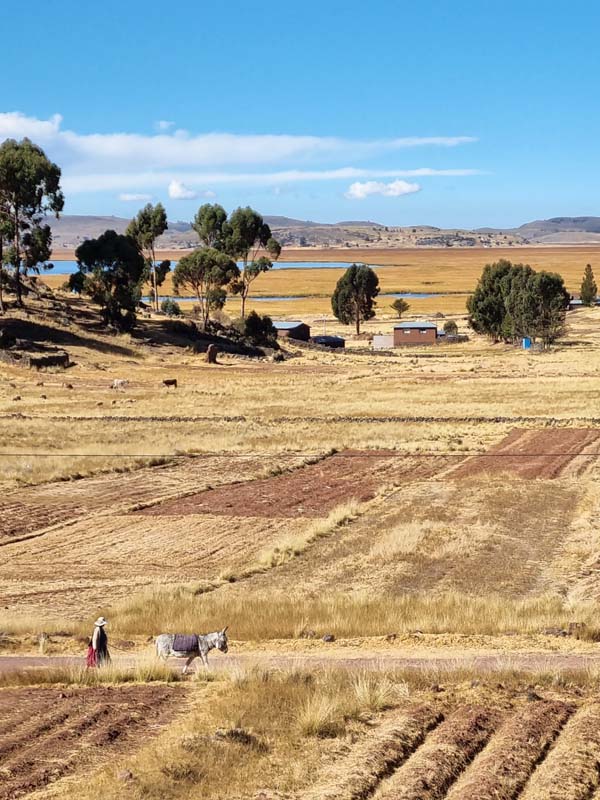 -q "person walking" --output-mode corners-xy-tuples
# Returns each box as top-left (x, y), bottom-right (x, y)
(88, 616), (111, 667)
